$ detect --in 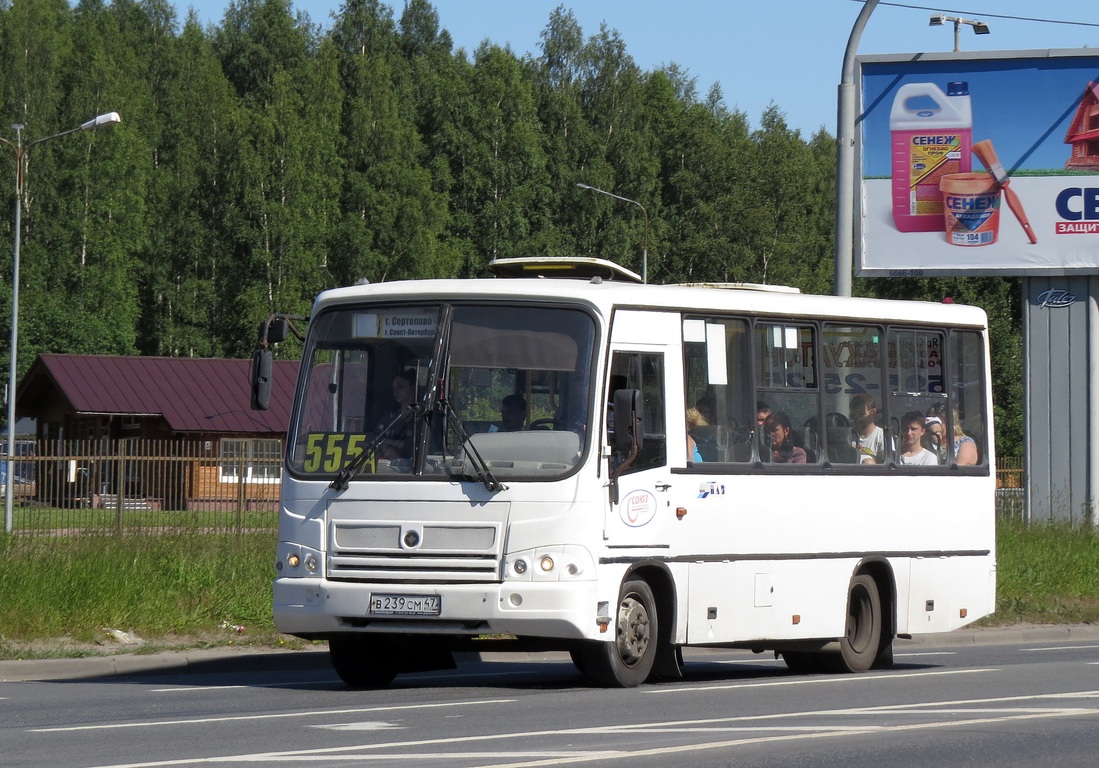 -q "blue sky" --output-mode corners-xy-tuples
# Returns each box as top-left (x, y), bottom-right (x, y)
(176, 1), (1099, 136)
